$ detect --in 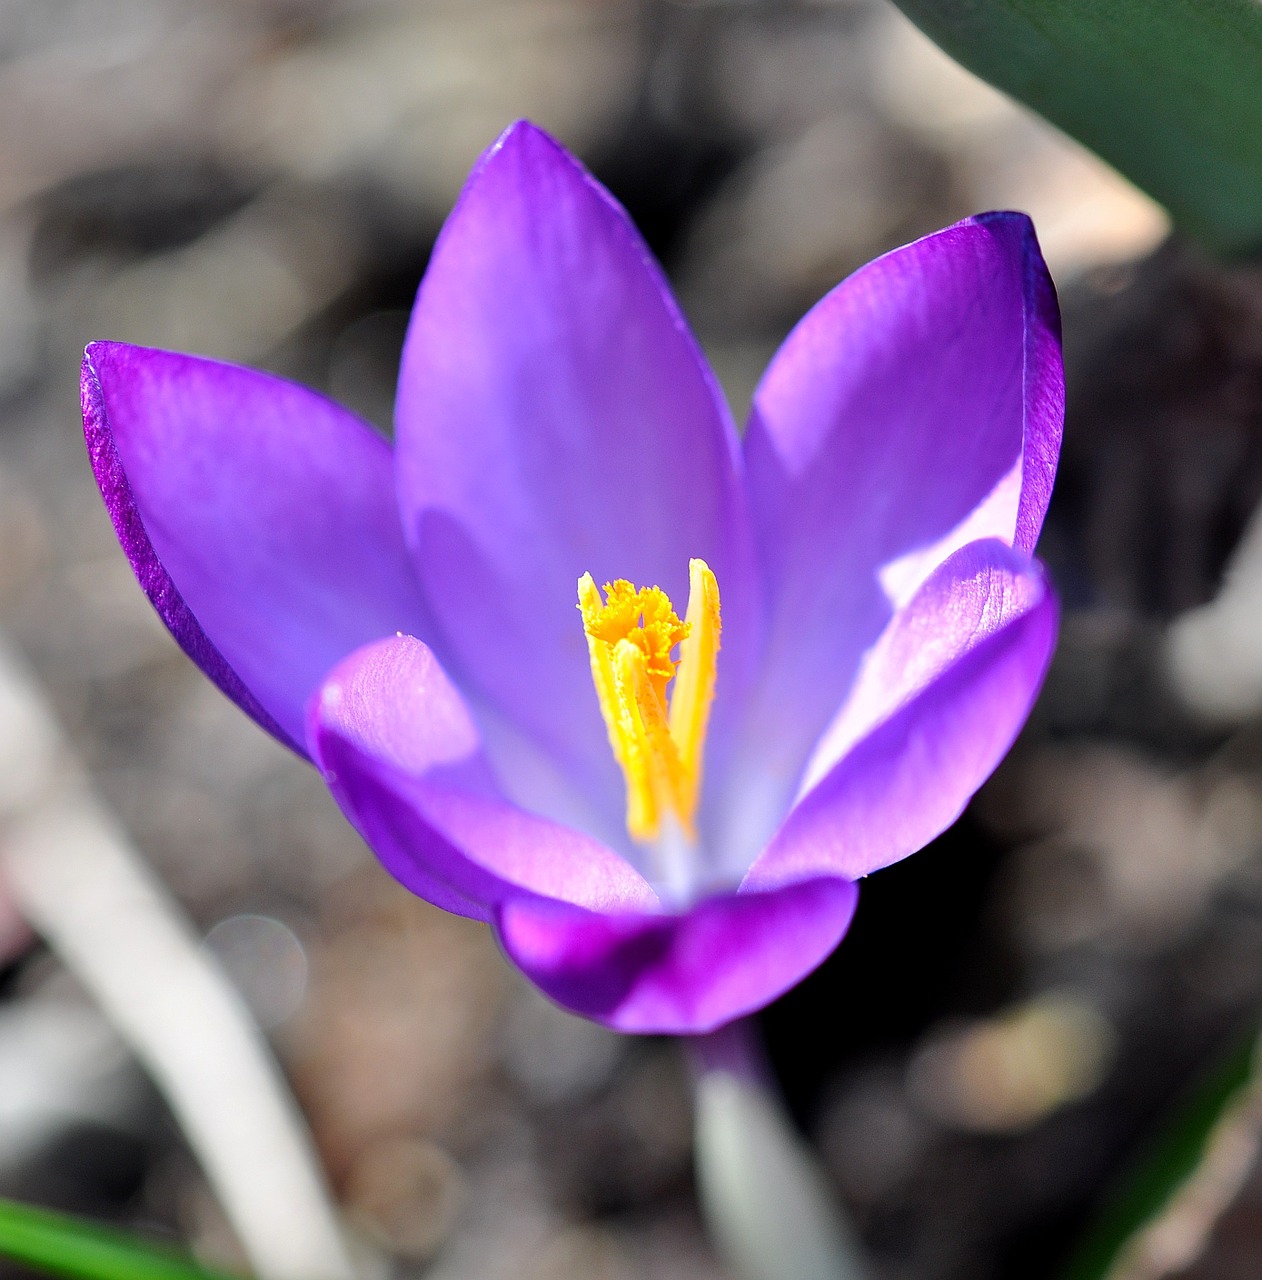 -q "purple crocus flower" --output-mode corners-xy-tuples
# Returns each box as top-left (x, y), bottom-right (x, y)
(80, 121), (1062, 1035)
